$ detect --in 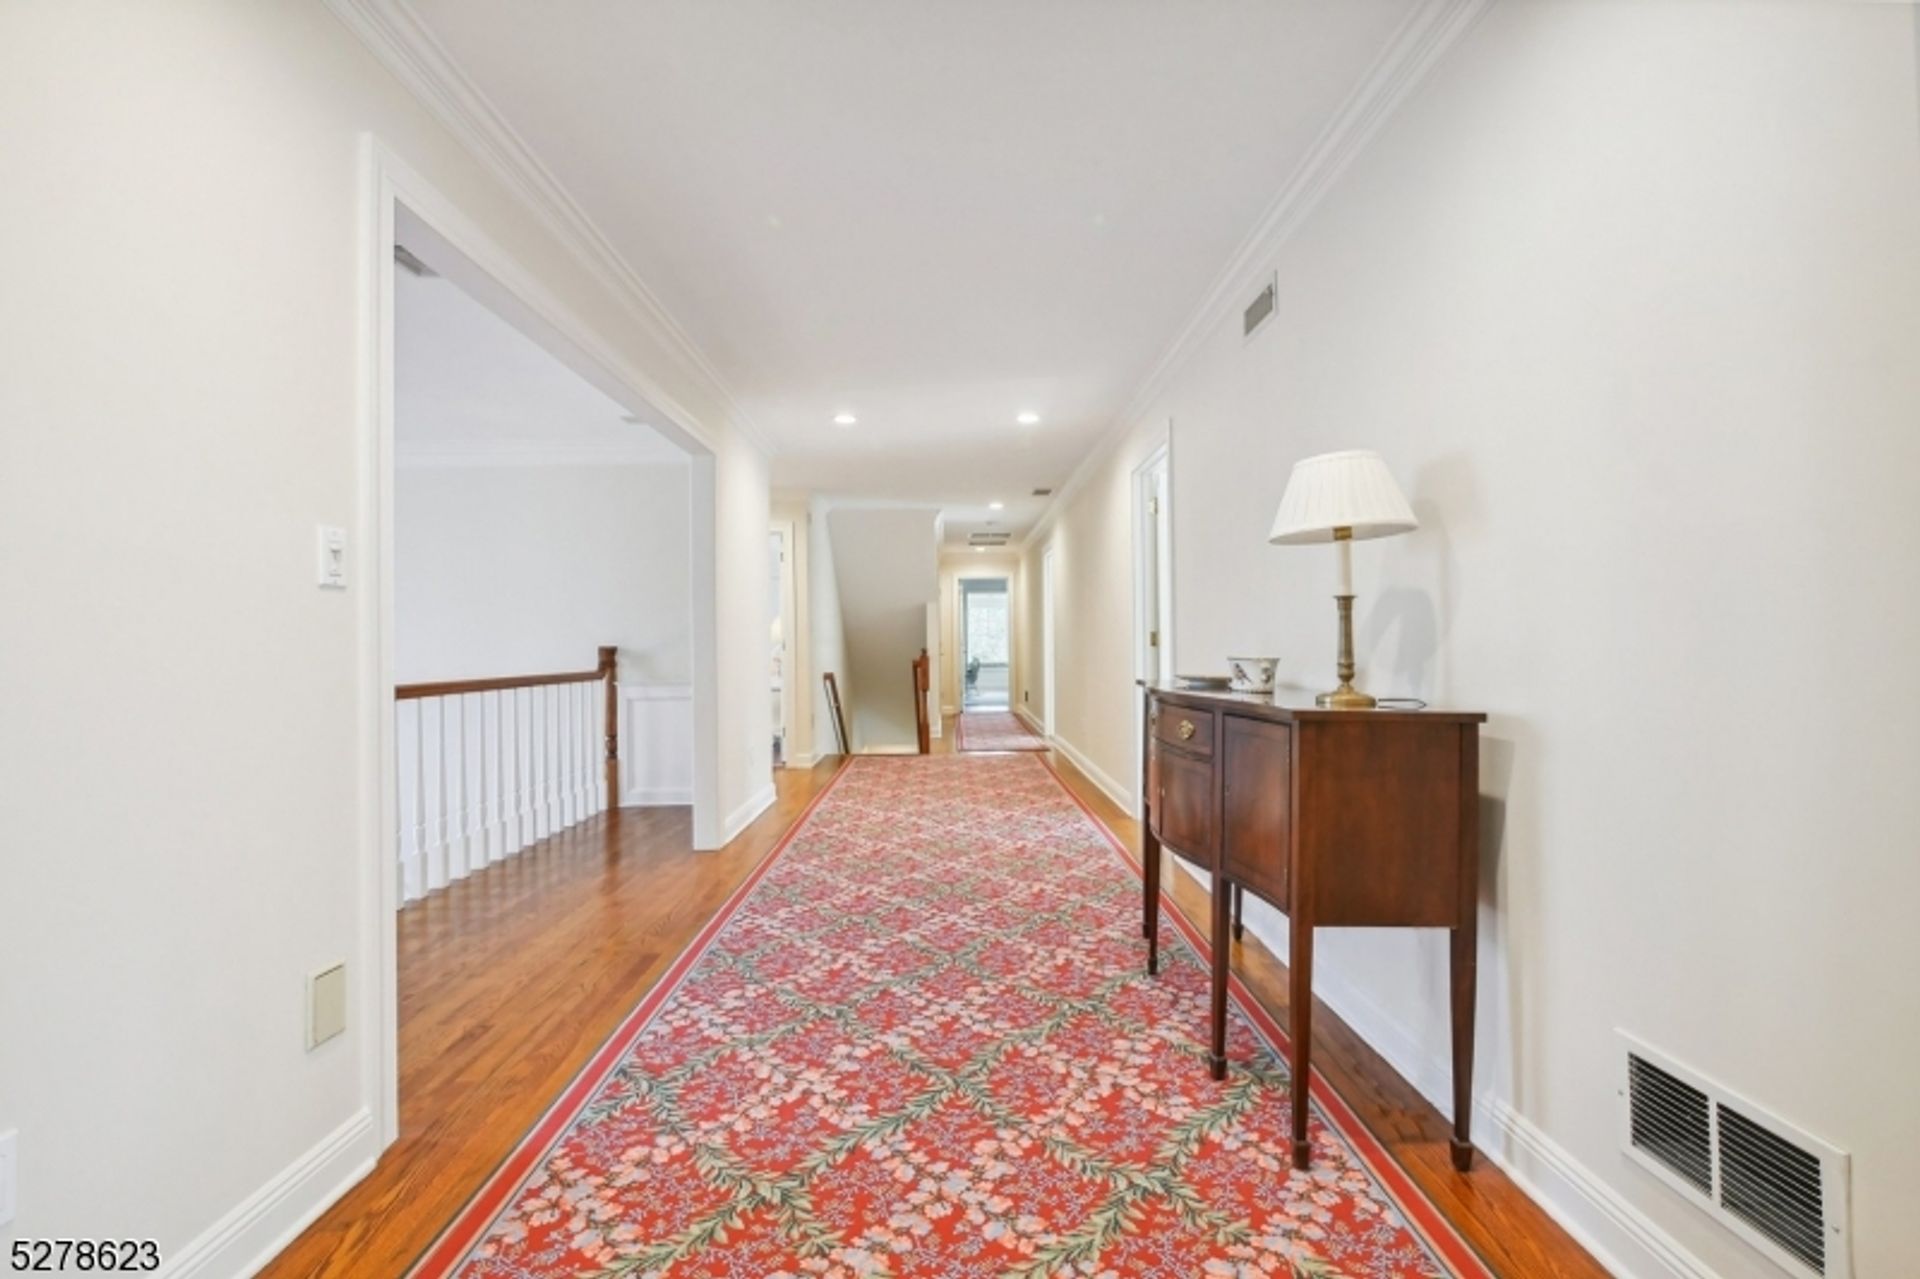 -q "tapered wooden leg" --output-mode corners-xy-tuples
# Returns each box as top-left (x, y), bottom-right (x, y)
(1231, 882), (1244, 941)
(1209, 877), (1231, 1080)
(1450, 920), (1478, 1171)
(1143, 833), (1162, 976)
(1290, 918), (1314, 1169)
